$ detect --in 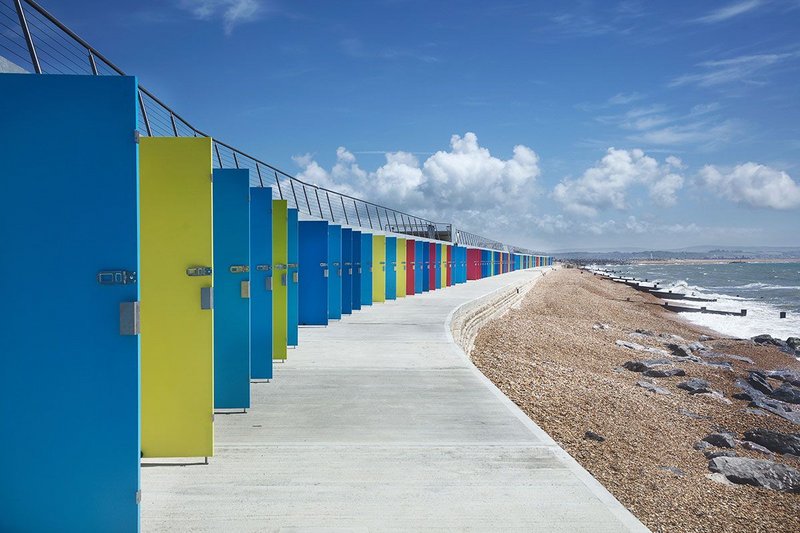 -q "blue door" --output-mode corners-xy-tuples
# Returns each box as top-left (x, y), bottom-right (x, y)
(0, 75), (140, 531)
(414, 241), (424, 293)
(328, 225), (342, 319)
(299, 220), (329, 325)
(360, 232), (373, 306)
(385, 236), (397, 299)
(250, 187), (273, 380)
(213, 169), (251, 408)
(352, 230), (362, 310)
(341, 228), (353, 314)
(287, 208), (299, 346)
